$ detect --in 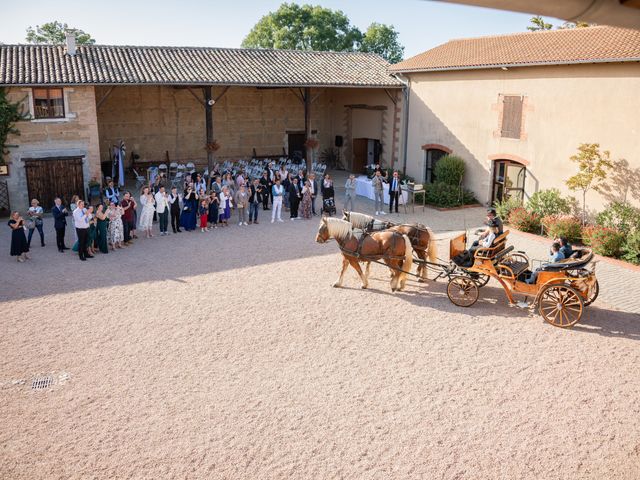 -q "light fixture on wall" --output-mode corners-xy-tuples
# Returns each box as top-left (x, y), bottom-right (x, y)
(208, 99), (215, 106)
